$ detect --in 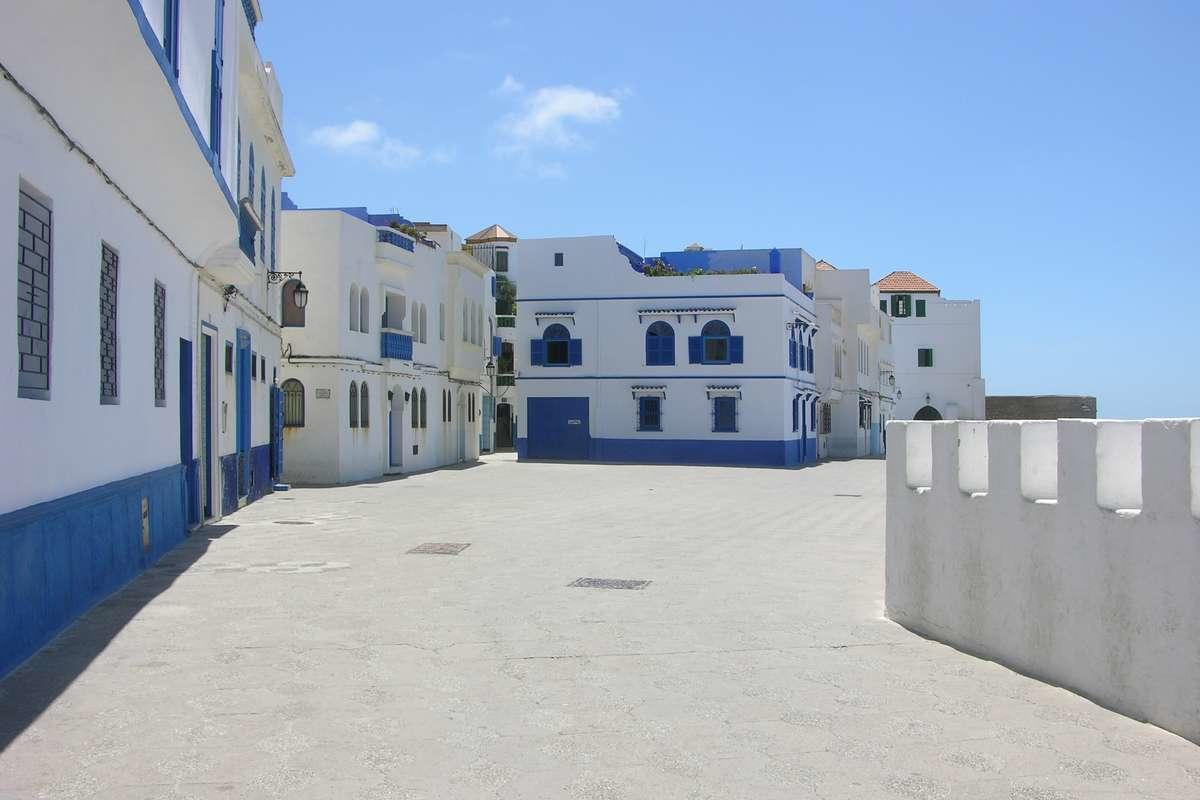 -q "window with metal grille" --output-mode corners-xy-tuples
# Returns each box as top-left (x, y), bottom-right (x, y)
(712, 396), (737, 432)
(349, 382), (359, 427)
(251, 351), (257, 380)
(153, 282), (166, 406)
(99, 243), (119, 404)
(918, 348), (934, 368)
(281, 379), (304, 426)
(420, 388), (427, 428)
(224, 341), (233, 373)
(360, 383), (369, 428)
(260, 355), (266, 382)
(554, 251), (564, 267)
(638, 396), (661, 431)
(412, 387), (419, 427)
(821, 403), (832, 435)
(17, 186), (52, 400)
